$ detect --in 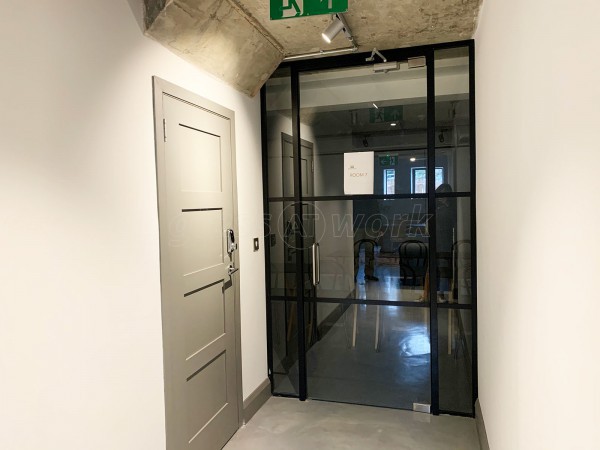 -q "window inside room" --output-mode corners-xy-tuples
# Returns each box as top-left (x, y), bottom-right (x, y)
(383, 169), (395, 195)
(412, 167), (444, 193)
